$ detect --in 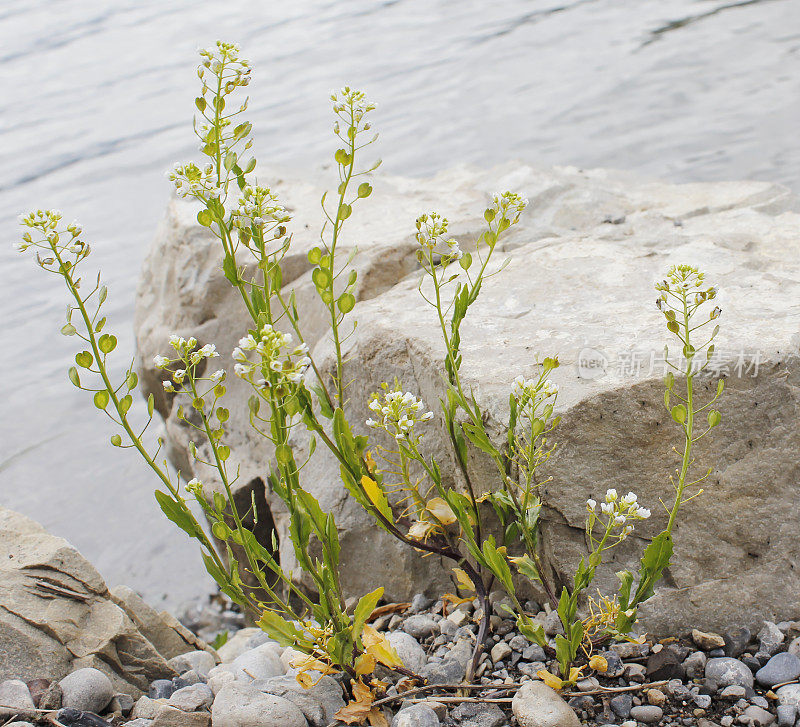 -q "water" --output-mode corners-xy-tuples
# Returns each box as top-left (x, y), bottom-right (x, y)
(1, 0), (798, 609)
